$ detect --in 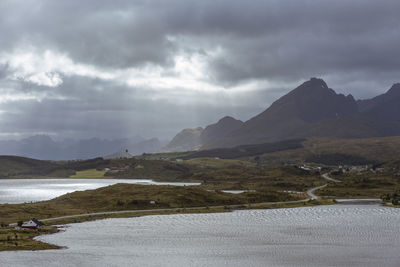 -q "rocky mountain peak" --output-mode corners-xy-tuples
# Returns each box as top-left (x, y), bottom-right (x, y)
(268, 78), (358, 123)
